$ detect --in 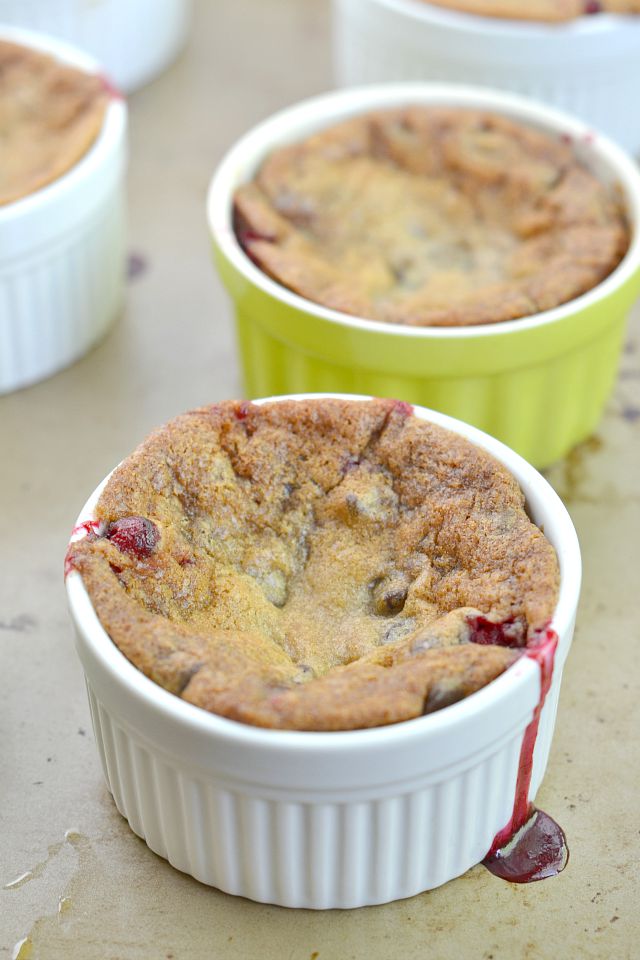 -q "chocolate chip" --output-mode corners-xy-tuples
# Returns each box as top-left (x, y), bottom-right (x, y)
(422, 679), (466, 714)
(371, 576), (408, 616)
(175, 661), (205, 695)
